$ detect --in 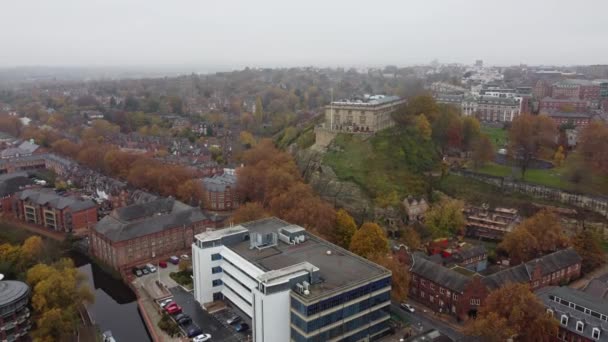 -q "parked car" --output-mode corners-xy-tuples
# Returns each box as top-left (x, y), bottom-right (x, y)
(146, 264), (157, 273)
(132, 267), (143, 277)
(166, 304), (182, 315)
(181, 254), (190, 260)
(226, 315), (241, 325)
(235, 323), (249, 332)
(159, 261), (168, 268)
(192, 334), (211, 342)
(187, 327), (203, 338)
(159, 299), (173, 308)
(400, 303), (415, 313)
(169, 256), (180, 265)
(141, 267), (150, 275)
(174, 313), (188, 322)
(178, 317), (192, 326)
